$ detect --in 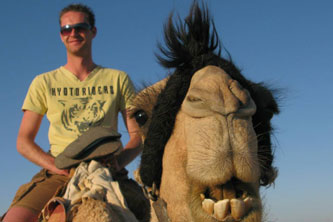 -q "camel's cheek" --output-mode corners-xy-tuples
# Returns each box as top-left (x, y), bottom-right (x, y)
(184, 114), (234, 185)
(228, 115), (260, 183)
(159, 113), (192, 220)
(184, 113), (260, 185)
